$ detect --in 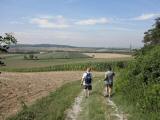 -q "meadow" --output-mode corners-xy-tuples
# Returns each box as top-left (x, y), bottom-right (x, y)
(0, 51), (131, 72)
